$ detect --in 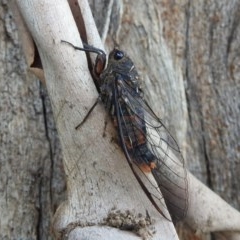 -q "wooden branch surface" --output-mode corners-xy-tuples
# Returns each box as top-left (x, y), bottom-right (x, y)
(15, 0), (179, 239)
